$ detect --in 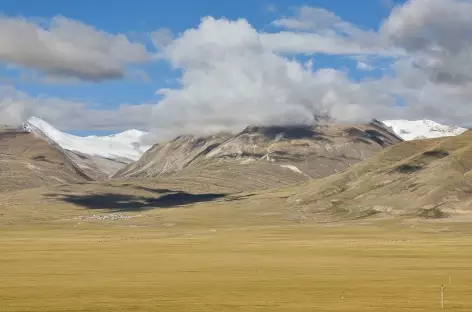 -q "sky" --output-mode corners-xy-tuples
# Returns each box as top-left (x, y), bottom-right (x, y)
(0, 0), (471, 139)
